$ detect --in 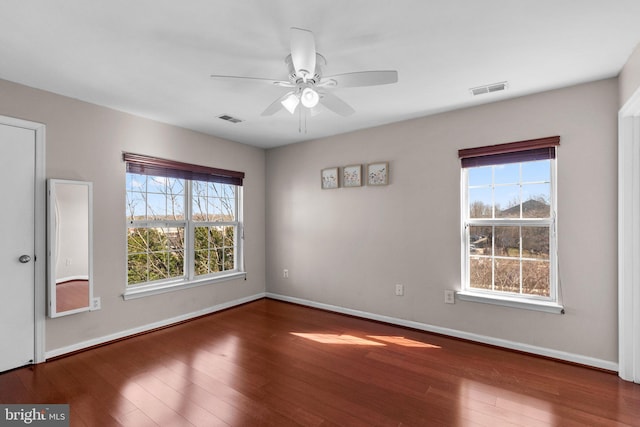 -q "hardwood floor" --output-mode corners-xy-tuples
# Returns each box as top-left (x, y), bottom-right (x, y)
(2, 298), (639, 426)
